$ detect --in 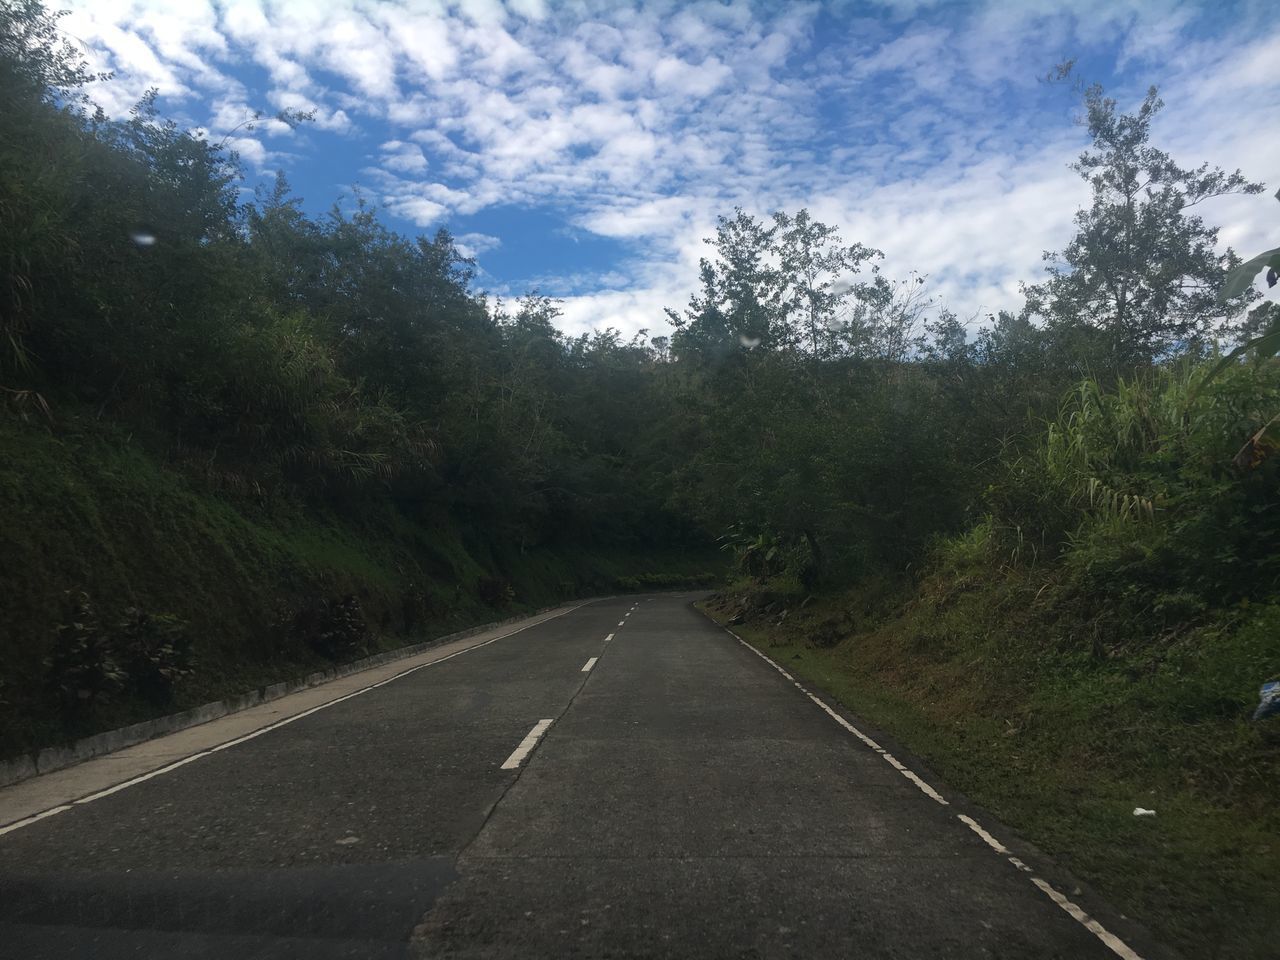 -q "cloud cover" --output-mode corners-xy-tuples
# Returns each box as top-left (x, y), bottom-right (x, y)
(59, 0), (1280, 336)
